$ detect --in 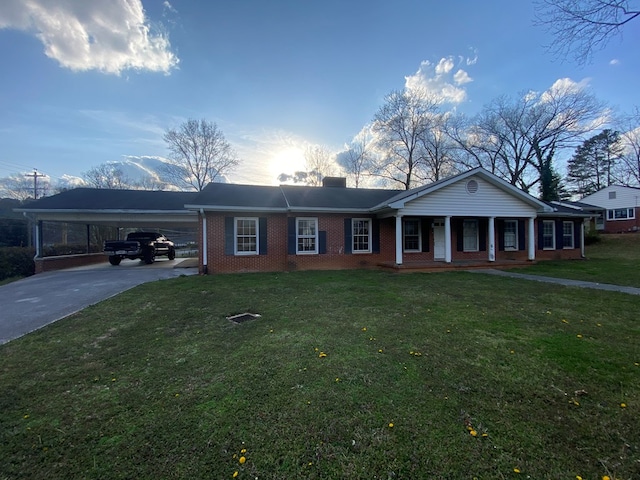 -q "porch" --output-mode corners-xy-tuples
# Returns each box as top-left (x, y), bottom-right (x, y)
(378, 258), (535, 273)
